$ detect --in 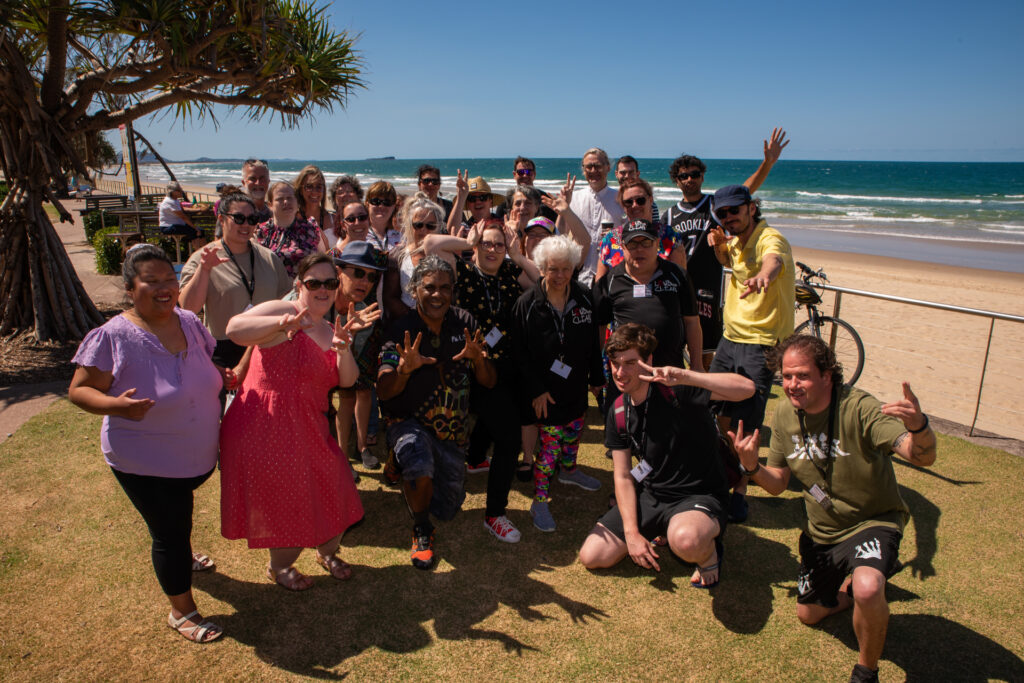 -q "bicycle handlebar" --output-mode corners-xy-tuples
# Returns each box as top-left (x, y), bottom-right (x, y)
(795, 261), (828, 283)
